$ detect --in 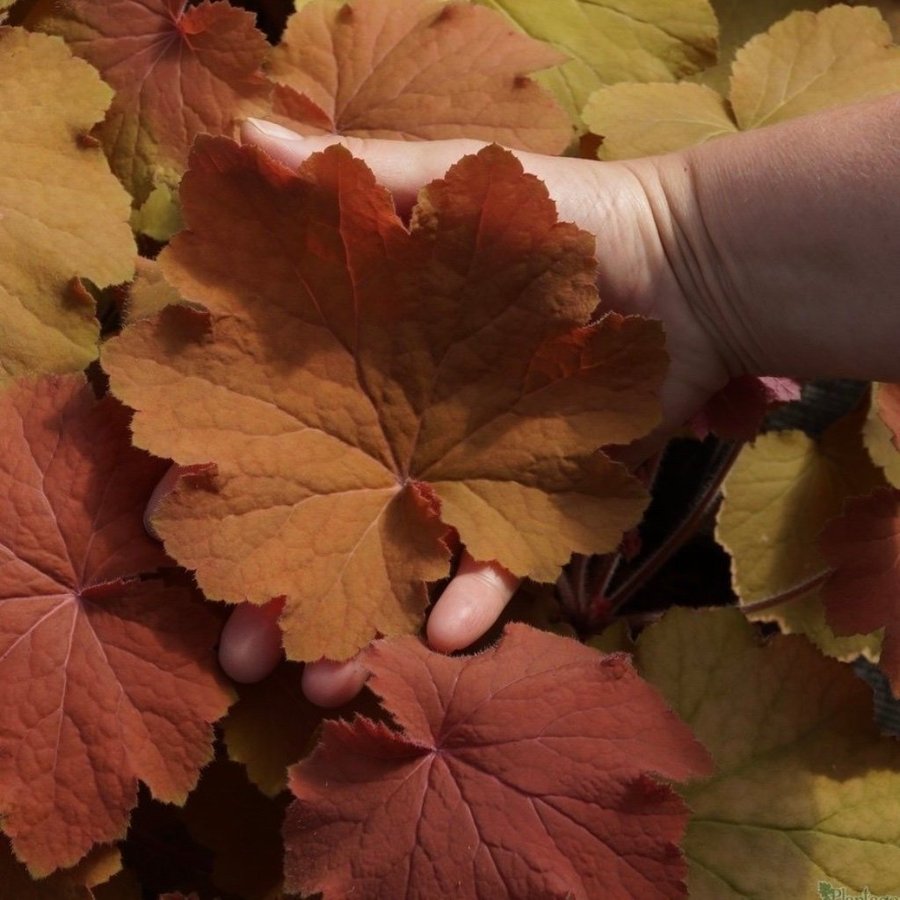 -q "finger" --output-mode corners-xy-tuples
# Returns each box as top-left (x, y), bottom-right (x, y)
(426, 552), (519, 653)
(240, 119), (610, 233)
(242, 119), (489, 214)
(218, 599), (285, 683)
(302, 656), (369, 708)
